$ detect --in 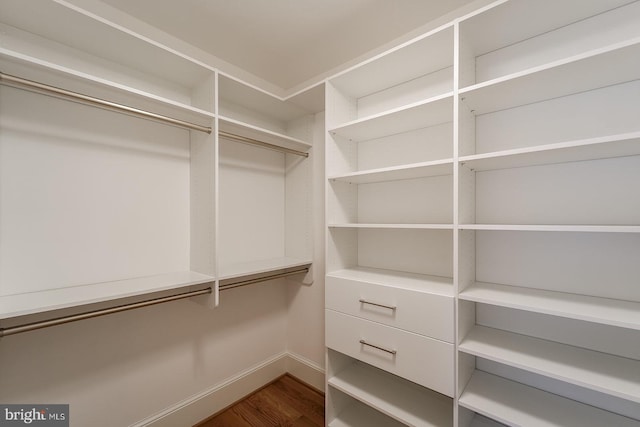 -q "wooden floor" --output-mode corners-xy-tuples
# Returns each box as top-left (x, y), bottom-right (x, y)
(195, 374), (325, 427)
